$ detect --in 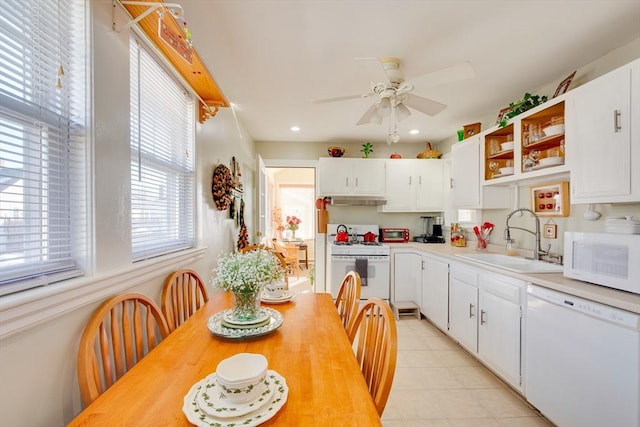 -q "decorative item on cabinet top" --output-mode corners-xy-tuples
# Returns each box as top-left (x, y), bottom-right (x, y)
(497, 92), (549, 128)
(416, 142), (441, 159)
(463, 122), (481, 139)
(328, 146), (345, 157)
(530, 182), (570, 217)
